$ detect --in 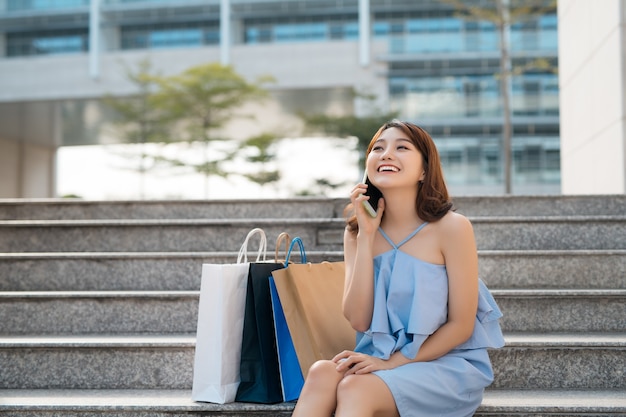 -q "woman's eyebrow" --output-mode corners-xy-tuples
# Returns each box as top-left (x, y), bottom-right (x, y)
(376, 137), (411, 144)
(376, 136), (411, 143)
